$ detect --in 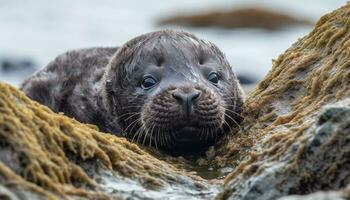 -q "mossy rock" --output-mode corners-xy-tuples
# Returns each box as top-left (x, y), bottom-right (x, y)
(0, 83), (208, 199)
(212, 2), (350, 200)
